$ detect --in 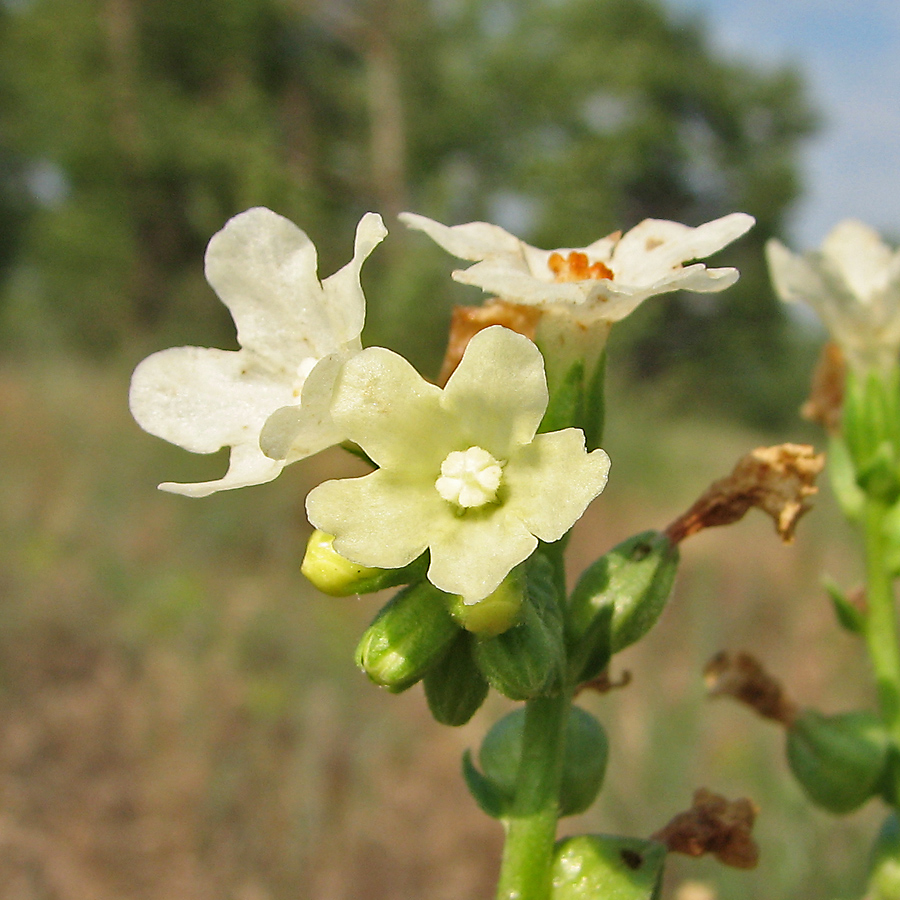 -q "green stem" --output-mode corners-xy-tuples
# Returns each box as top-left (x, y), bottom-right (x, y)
(863, 497), (900, 753)
(496, 690), (572, 900)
